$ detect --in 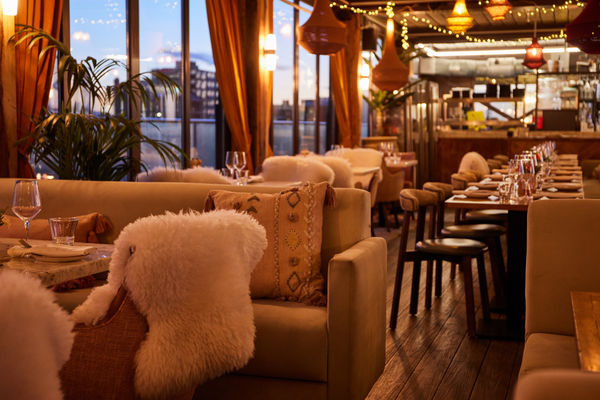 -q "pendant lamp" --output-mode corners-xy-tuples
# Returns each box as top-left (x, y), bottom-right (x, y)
(446, 0), (474, 34)
(523, 37), (546, 69)
(485, 0), (512, 21)
(298, 0), (346, 55)
(566, 0), (600, 54)
(372, 18), (409, 92)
